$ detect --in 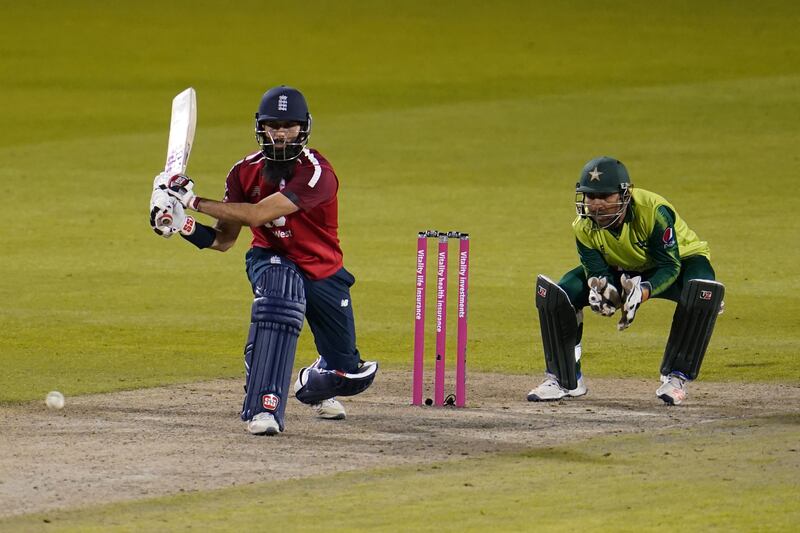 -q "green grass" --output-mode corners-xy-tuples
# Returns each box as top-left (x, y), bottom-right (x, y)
(2, 1), (799, 403)
(3, 415), (797, 532)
